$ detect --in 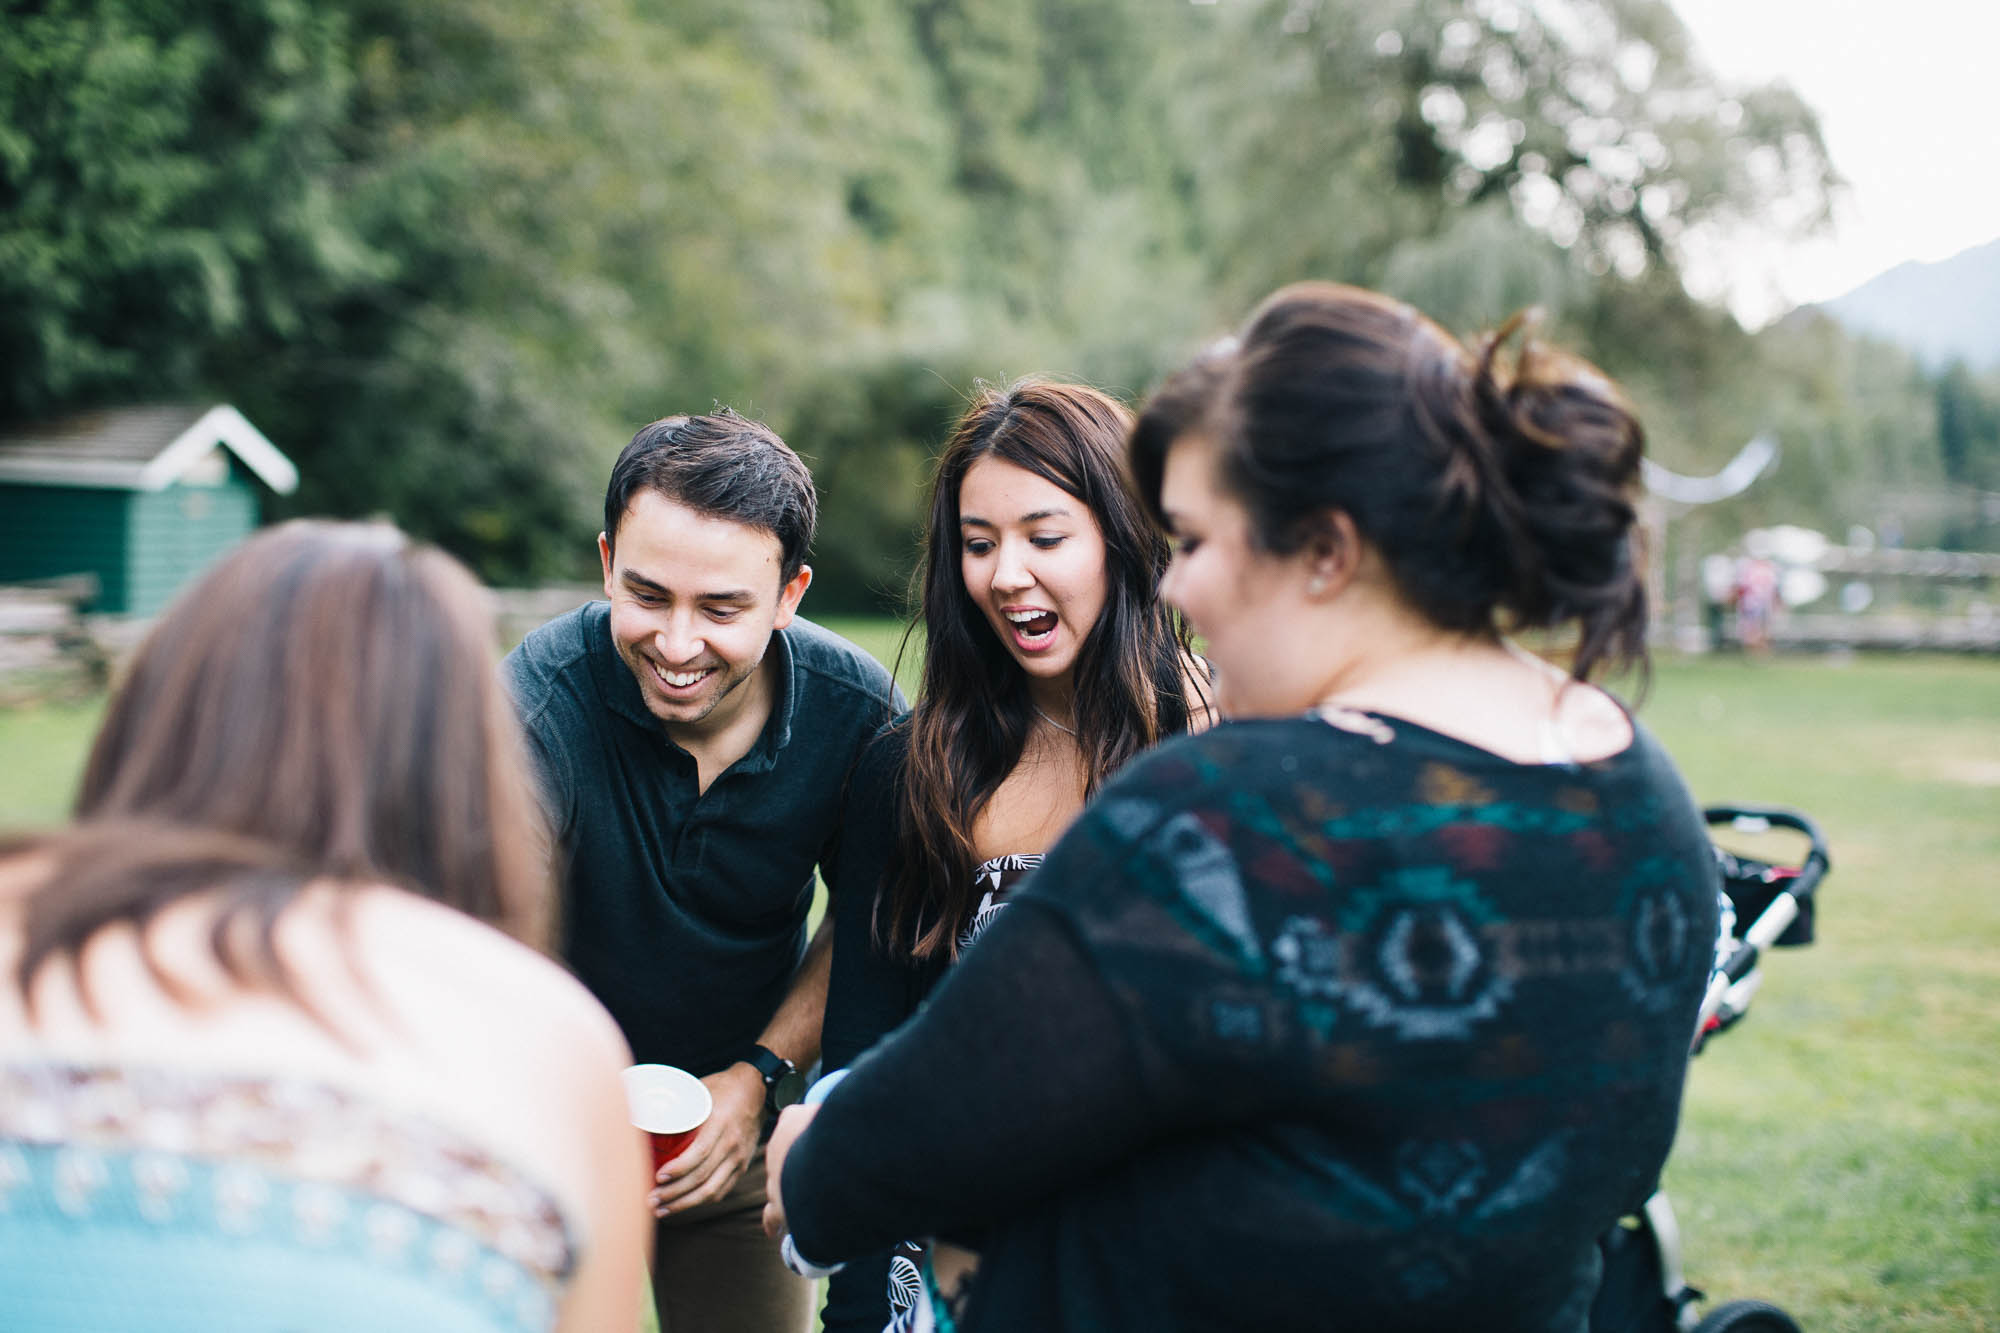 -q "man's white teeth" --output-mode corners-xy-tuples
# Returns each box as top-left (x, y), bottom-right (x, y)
(661, 667), (710, 687)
